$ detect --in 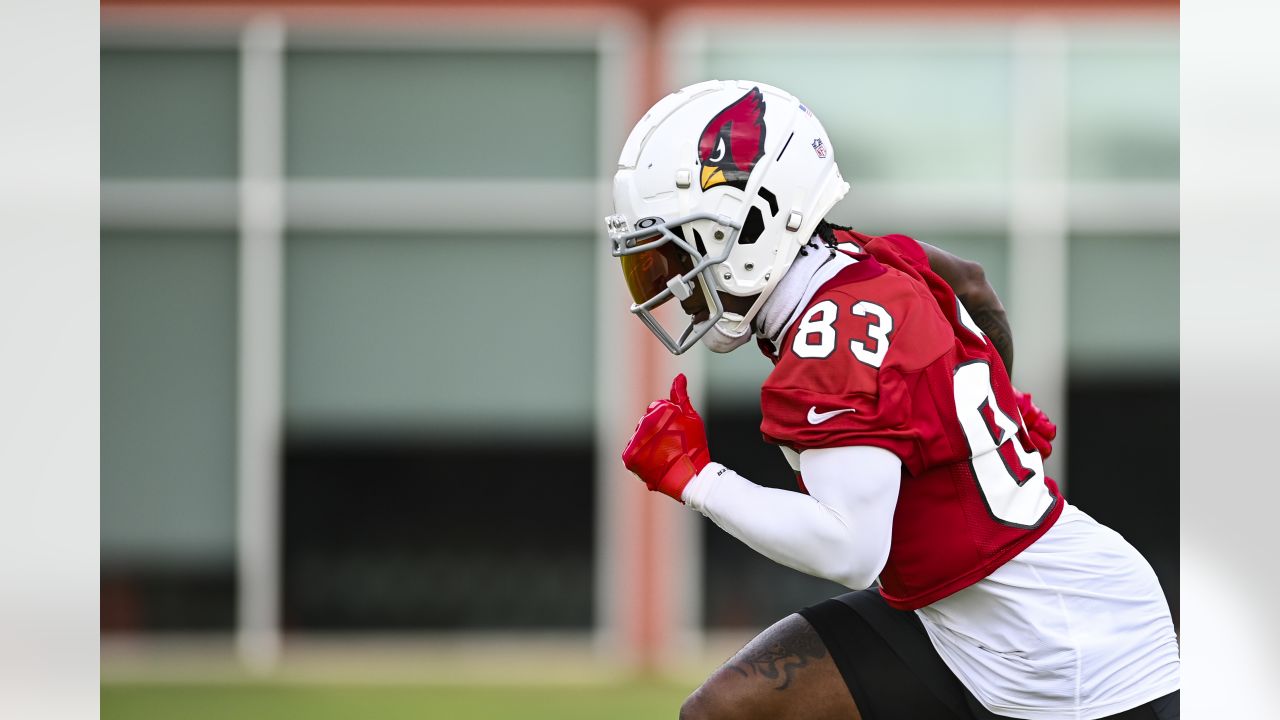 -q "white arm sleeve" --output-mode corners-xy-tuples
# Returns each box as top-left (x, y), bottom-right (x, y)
(681, 446), (901, 590)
